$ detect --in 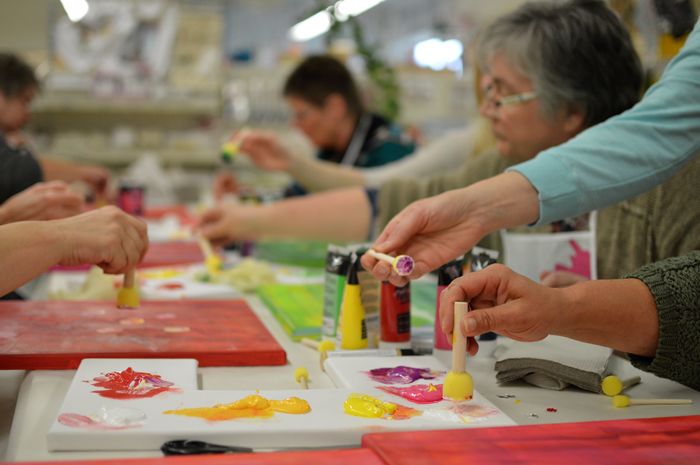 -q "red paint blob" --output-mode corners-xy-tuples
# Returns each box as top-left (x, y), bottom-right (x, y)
(547, 407), (558, 412)
(88, 367), (178, 399)
(158, 282), (185, 290)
